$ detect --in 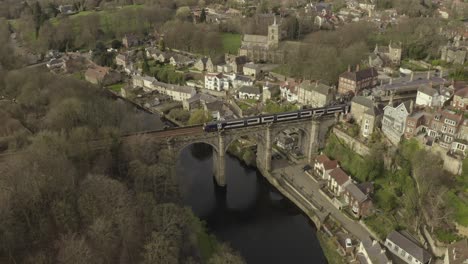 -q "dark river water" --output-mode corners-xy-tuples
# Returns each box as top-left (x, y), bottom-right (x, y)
(177, 144), (327, 264)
